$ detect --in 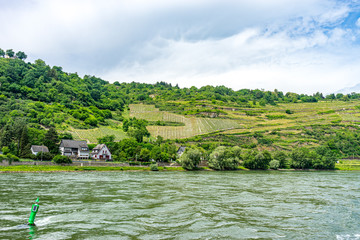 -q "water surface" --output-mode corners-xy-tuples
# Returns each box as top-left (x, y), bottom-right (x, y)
(1, 171), (359, 239)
